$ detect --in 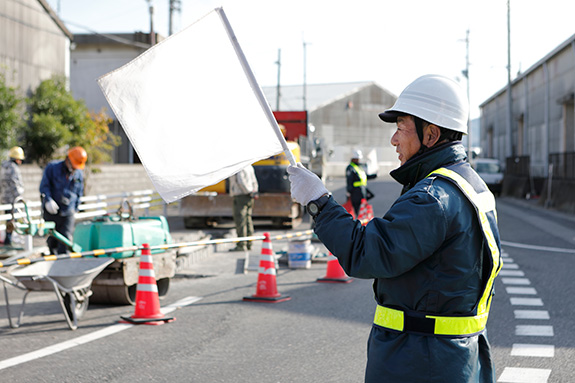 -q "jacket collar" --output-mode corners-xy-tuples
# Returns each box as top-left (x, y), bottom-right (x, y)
(390, 142), (467, 192)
